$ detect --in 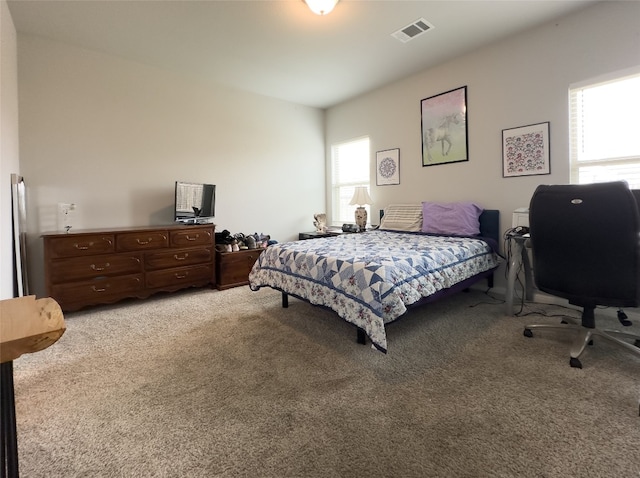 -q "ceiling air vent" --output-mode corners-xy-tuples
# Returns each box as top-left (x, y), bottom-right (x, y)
(391, 18), (435, 43)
